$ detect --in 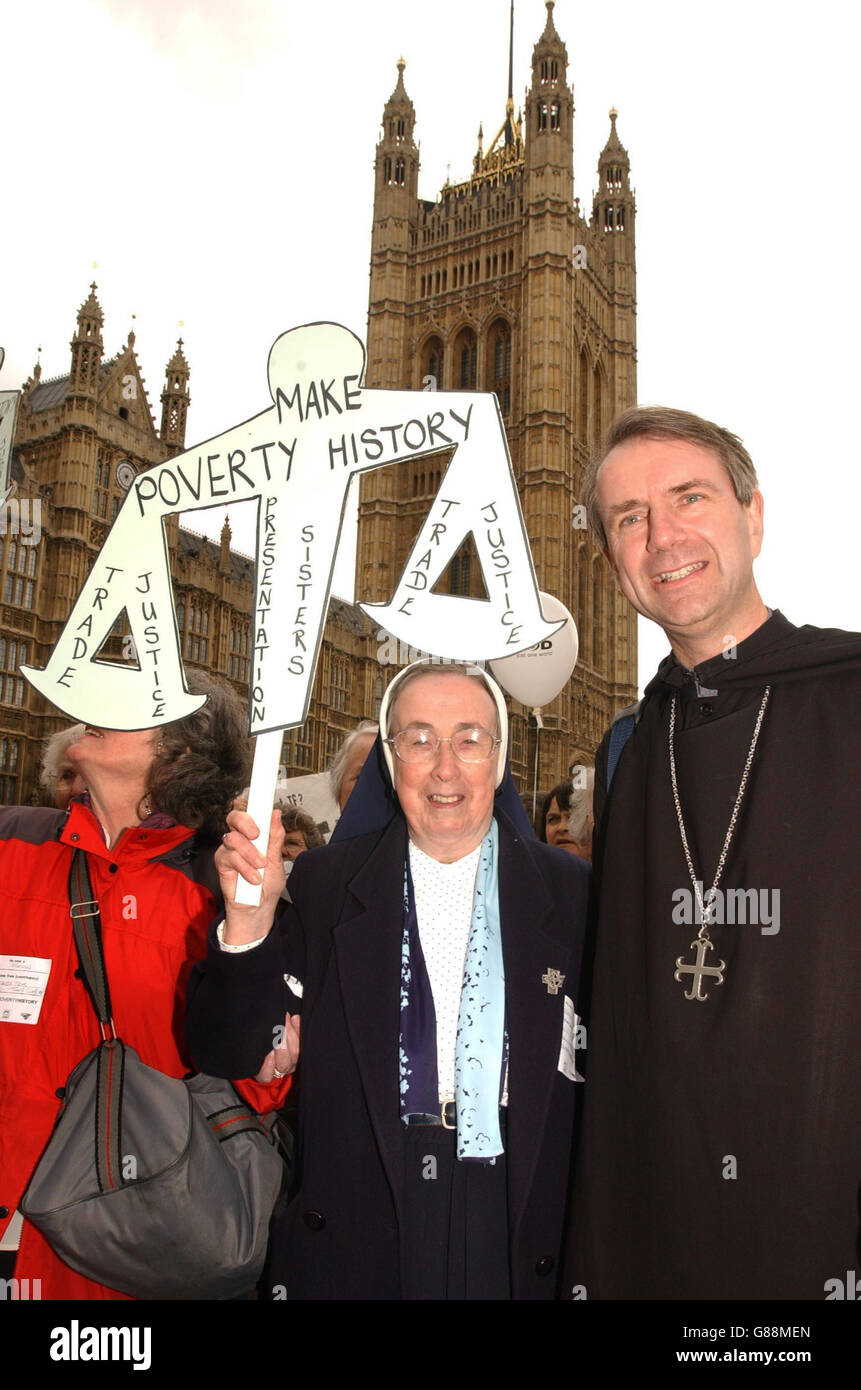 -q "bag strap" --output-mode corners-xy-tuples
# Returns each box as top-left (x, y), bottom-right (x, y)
(68, 849), (116, 1040)
(95, 1037), (126, 1191)
(66, 849), (126, 1191)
